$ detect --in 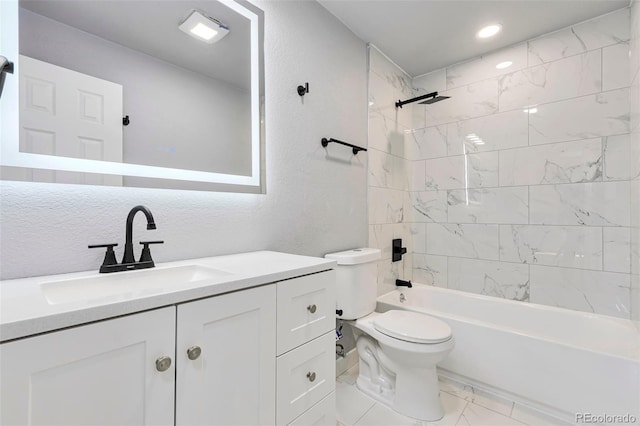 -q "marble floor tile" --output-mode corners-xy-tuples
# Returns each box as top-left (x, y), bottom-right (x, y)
(456, 403), (526, 426)
(439, 379), (514, 417)
(335, 373), (553, 426)
(336, 381), (376, 426)
(510, 403), (573, 426)
(354, 403), (421, 426)
(425, 392), (468, 426)
(337, 364), (359, 385)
